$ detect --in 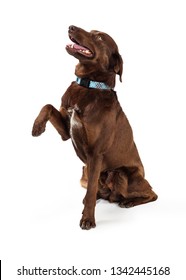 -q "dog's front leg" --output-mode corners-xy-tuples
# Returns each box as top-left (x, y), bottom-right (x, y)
(32, 104), (70, 140)
(80, 155), (102, 230)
